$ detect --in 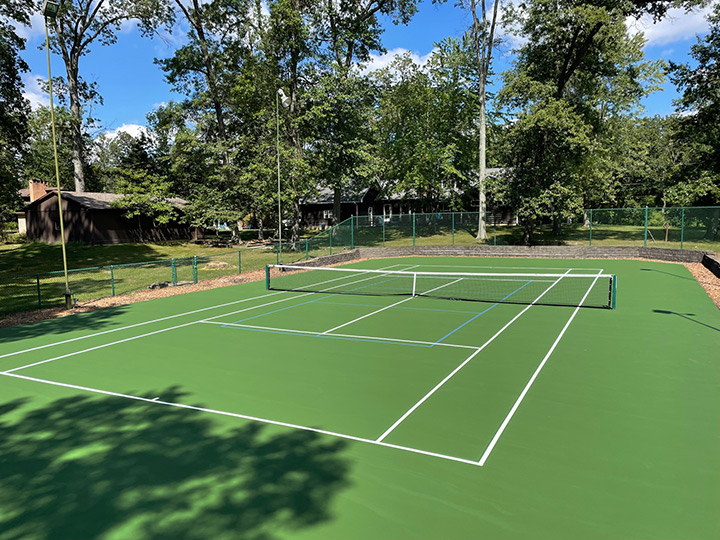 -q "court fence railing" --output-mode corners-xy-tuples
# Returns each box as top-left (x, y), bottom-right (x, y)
(1, 206), (718, 316)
